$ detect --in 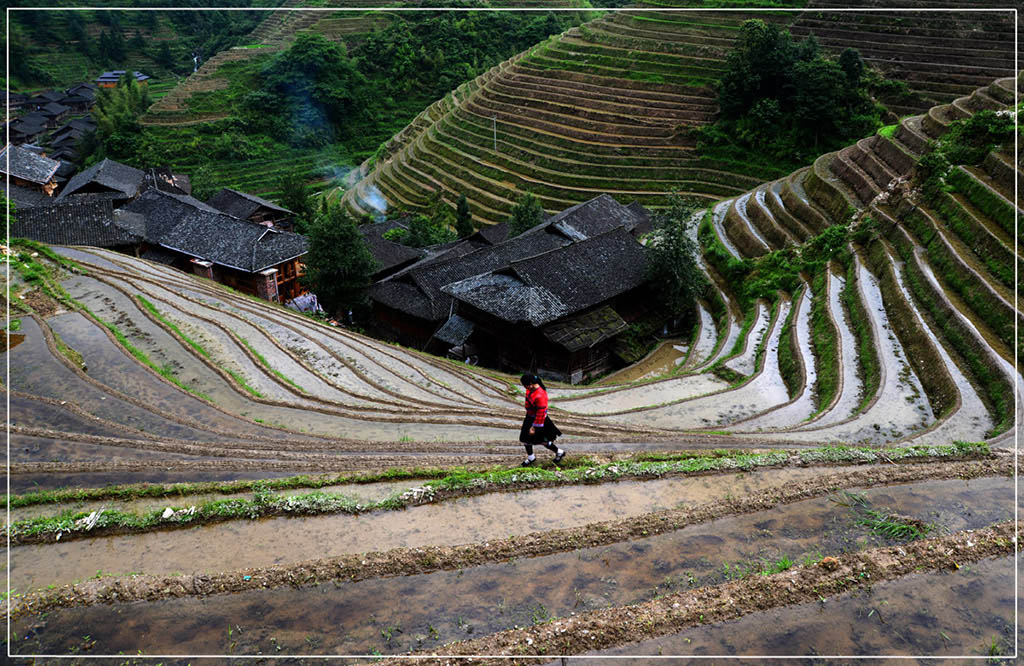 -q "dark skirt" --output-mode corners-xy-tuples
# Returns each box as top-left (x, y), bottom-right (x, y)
(519, 416), (562, 444)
